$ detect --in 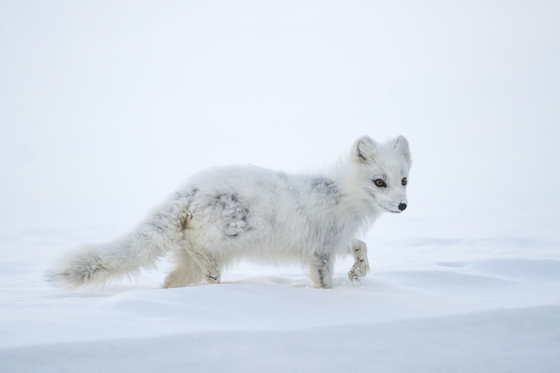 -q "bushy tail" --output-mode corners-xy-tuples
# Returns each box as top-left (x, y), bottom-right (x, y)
(47, 197), (189, 290)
